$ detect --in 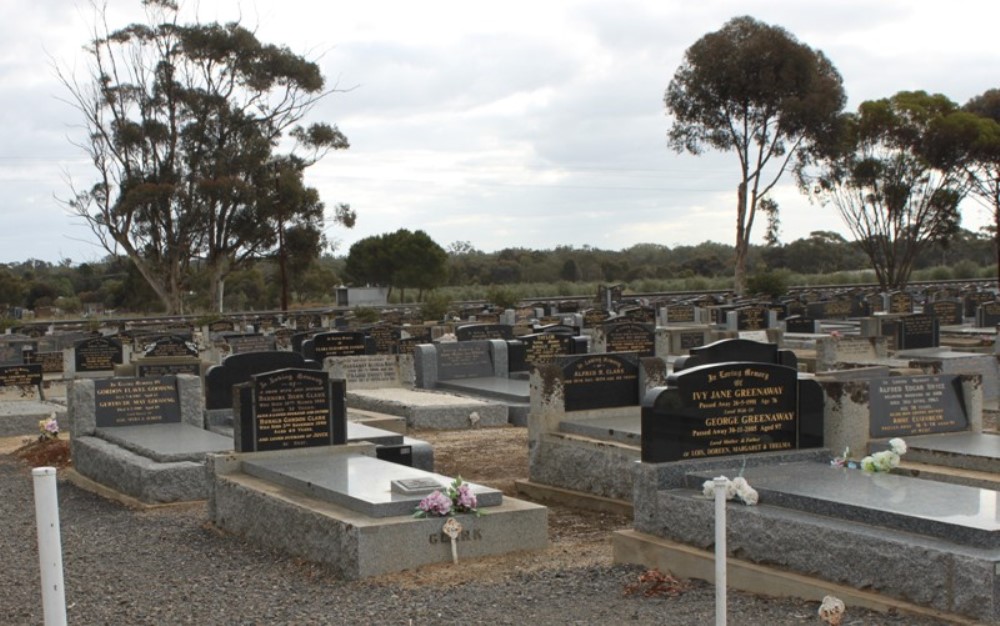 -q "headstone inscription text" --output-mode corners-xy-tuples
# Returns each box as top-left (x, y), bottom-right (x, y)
(75, 337), (123, 372)
(560, 354), (639, 411)
(869, 375), (967, 437)
(237, 369), (345, 451)
(94, 377), (181, 427)
(641, 362), (799, 463)
(0, 364), (43, 388)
